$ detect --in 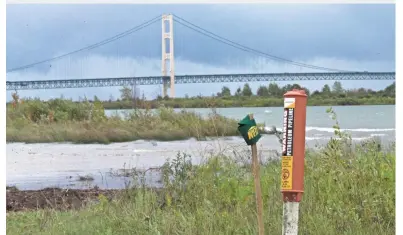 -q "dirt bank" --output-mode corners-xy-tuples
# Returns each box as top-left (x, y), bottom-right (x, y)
(6, 187), (122, 212)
